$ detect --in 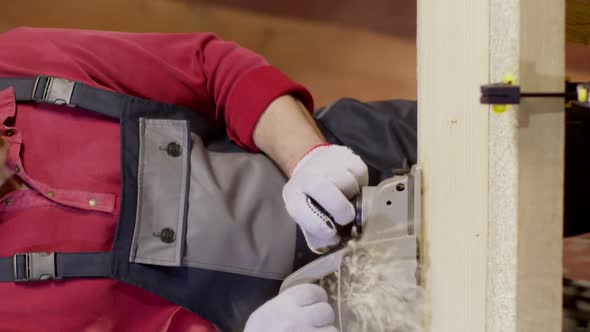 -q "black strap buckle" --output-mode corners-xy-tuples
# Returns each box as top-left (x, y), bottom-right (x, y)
(13, 252), (59, 282)
(31, 76), (76, 107)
